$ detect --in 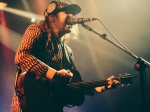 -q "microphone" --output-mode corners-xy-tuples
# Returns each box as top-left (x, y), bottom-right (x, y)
(66, 18), (97, 25)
